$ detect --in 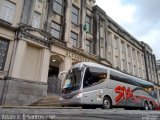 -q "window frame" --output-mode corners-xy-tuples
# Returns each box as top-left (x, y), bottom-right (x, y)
(0, 39), (9, 71)
(114, 36), (119, 50)
(83, 67), (107, 88)
(51, 21), (61, 39)
(85, 15), (92, 34)
(121, 41), (125, 54)
(71, 5), (79, 25)
(85, 39), (92, 53)
(53, 0), (63, 15)
(0, 0), (16, 23)
(70, 31), (78, 47)
(32, 11), (41, 29)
